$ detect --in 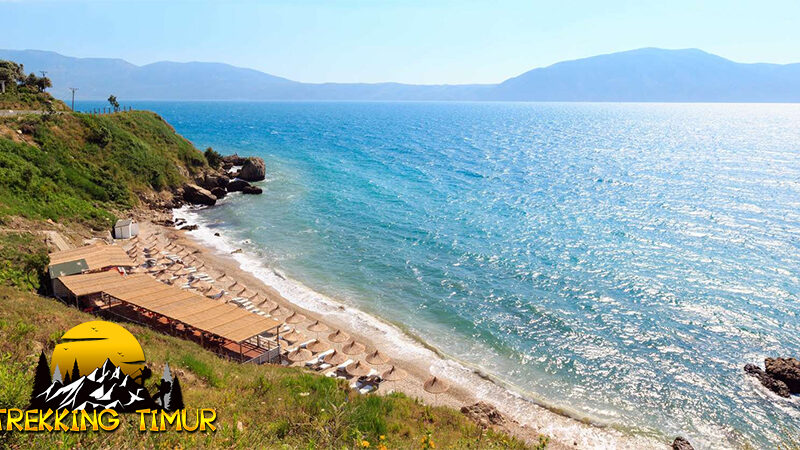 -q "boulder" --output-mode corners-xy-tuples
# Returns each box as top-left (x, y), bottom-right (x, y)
(216, 175), (230, 188)
(227, 179), (250, 192)
(197, 173), (230, 191)
(182, 184), (217, 206)
(765, 357), (800, 394)
(672, 437), (694, 450)
(239, 157), (266, 182)
(222, 154), (248, 166)
(744, 364), (791, 398)
(460, 402), (505, 429)
(242, 185), (263, 195)
(179, 224), (198, 231)
(210, 187), (227, 199)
